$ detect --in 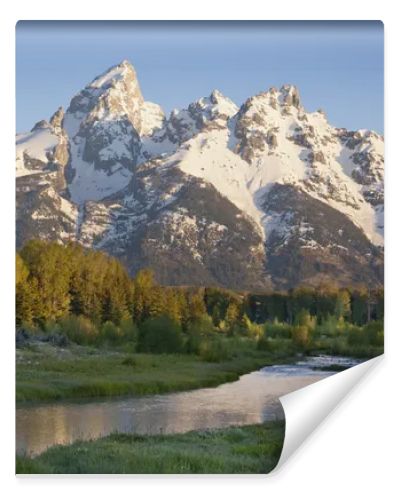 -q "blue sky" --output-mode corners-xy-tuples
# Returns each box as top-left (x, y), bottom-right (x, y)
(16, 21), (384, 133)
